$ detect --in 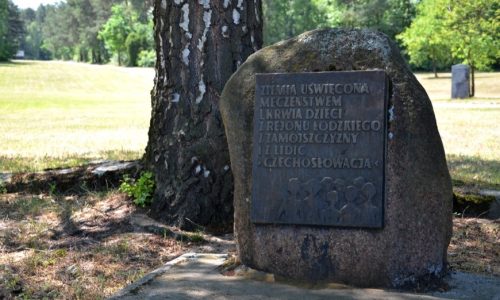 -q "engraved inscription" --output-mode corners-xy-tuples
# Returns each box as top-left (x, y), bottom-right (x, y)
(251, 71), (387, 228)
